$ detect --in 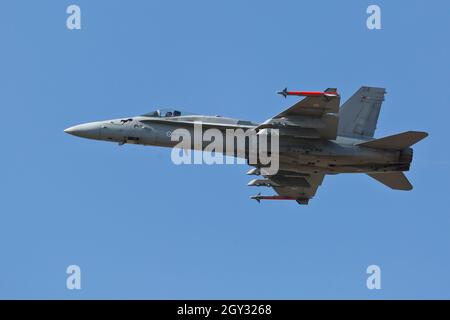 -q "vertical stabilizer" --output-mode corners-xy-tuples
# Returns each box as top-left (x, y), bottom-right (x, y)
(338, 86), (386, 139)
